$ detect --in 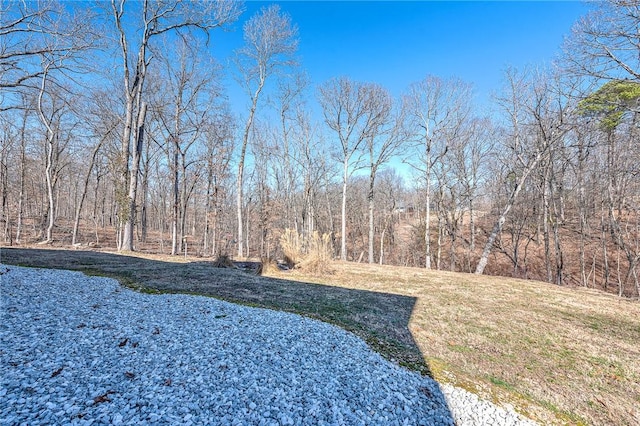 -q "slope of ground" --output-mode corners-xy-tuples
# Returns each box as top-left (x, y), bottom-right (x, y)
(1, 247), (638, 425)
(266, 263), (640, 426)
